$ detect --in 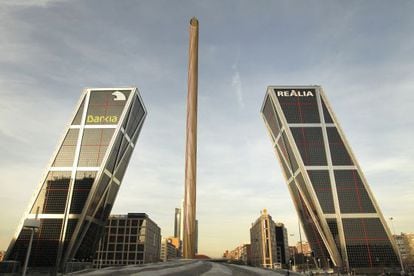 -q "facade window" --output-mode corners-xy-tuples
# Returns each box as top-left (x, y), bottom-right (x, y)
(52, 129), (79, 167)
(307, 170), (335, 214)
(334, 170), (376, 213)
(327, 127), (353, 165)
(290, 127), (327, 166)
(263, 96), (282, 140)
(276, 88), (320, 124)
